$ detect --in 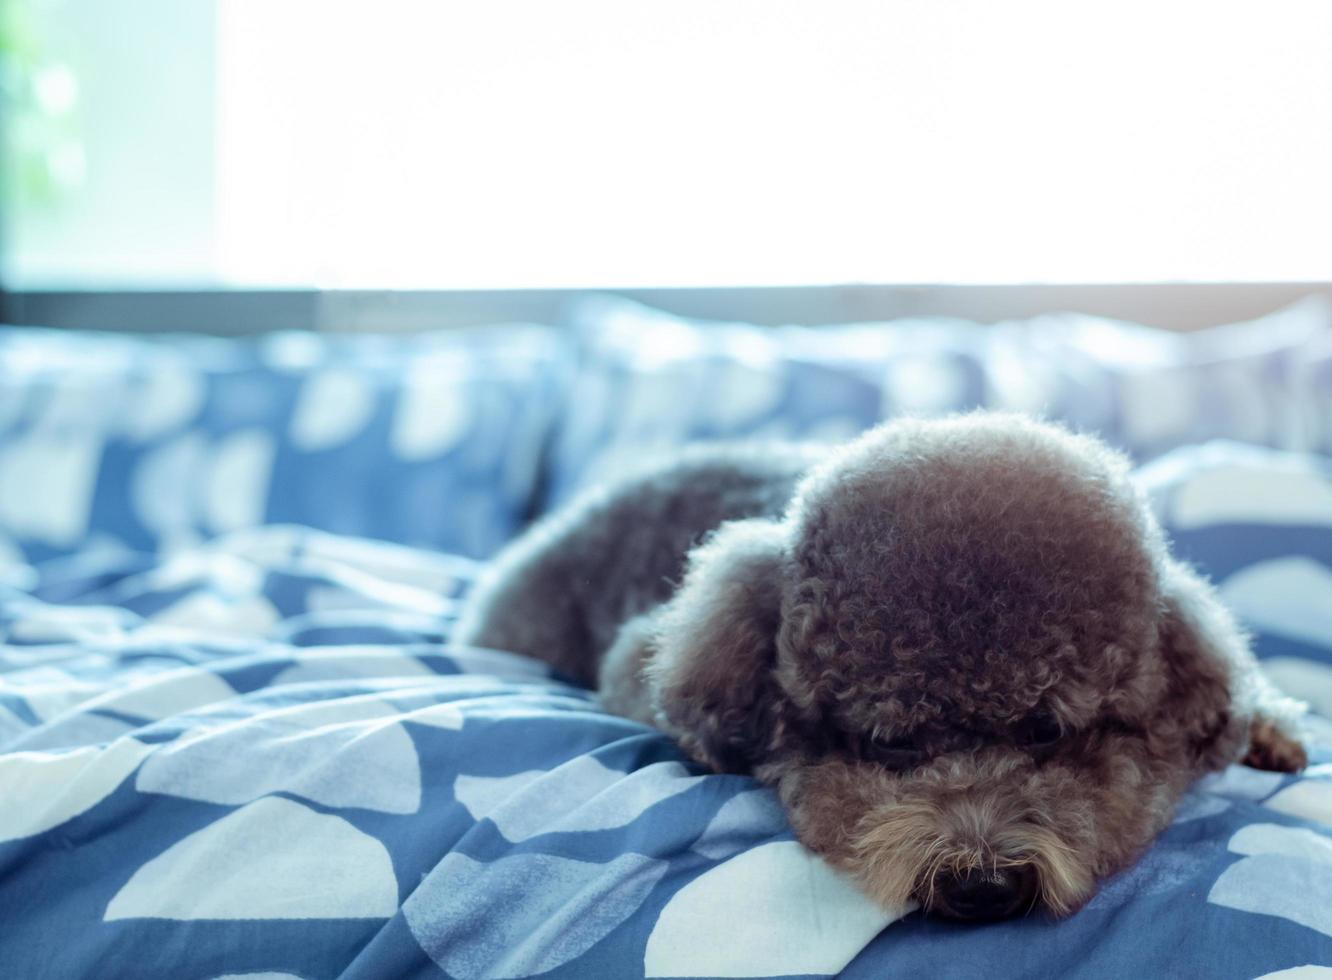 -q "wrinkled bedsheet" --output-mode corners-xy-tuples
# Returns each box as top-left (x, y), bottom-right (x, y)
(1, 527), (1331, 980)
